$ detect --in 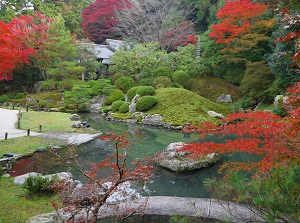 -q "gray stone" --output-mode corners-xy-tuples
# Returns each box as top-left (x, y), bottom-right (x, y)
(131, 94), (140, 103)
(45, 99), (53, 104)
(72, 121), (82, 128)
(142, 114), (163, 126)
(129, 103), (136, 113)
(156, 142), (220, 172)
(25, 213), (55, 223)
(14, 172), (42, 185)
(216, 94), (232, 103)
(70, 114), (80, 121)
(274, 95), (288, 108)
(36, 147), (47, 152)
(2, 173), (10, 178)
(49, 108), (59, 112)
(207, 111), (224, 119)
